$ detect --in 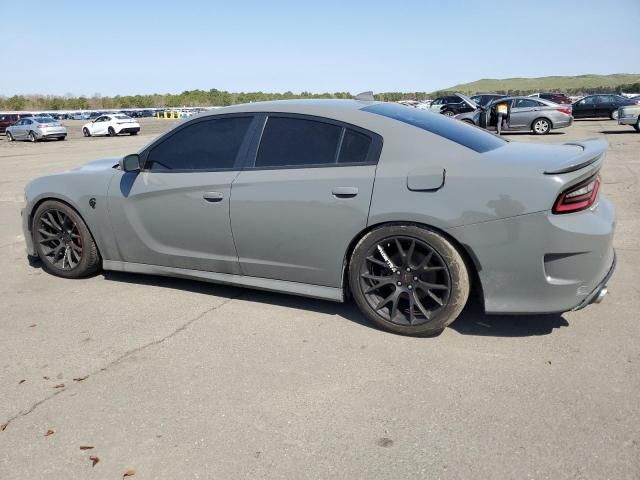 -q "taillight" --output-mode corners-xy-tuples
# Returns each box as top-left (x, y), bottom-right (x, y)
(553, 175), (601, 214)
(557, 107), (572, 115)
